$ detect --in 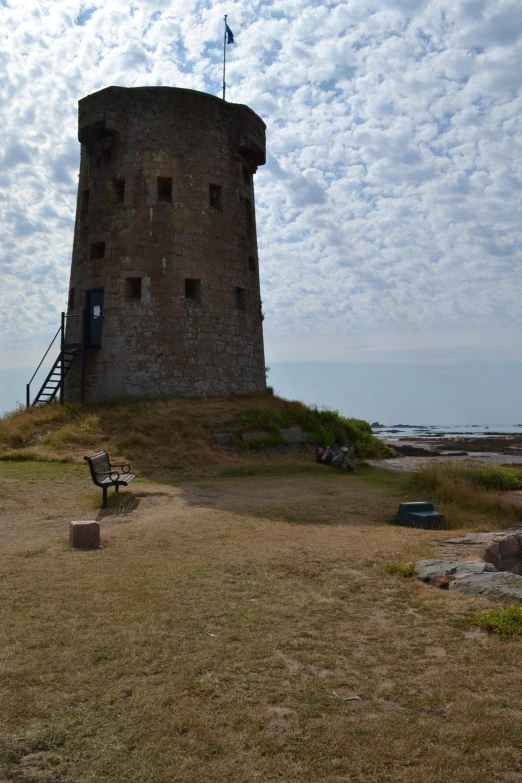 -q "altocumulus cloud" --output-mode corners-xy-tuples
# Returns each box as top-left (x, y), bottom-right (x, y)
(0, 0), (521, 369)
